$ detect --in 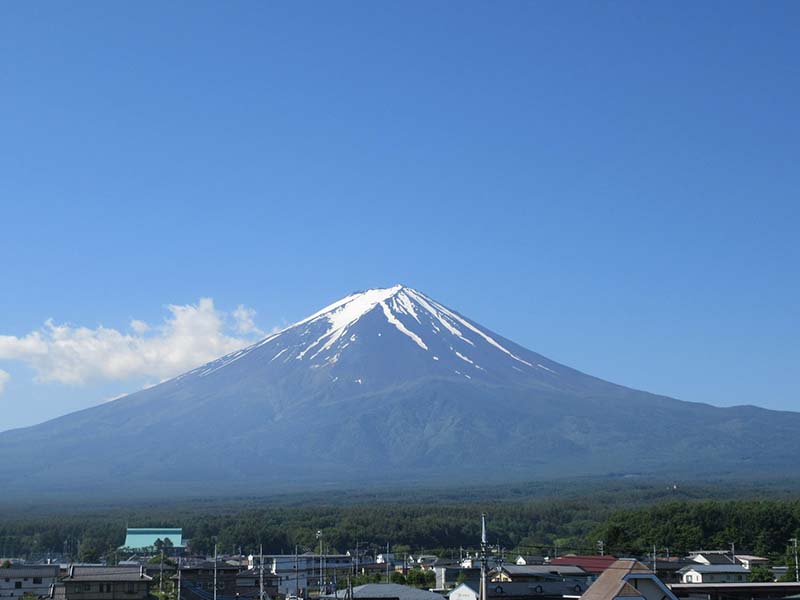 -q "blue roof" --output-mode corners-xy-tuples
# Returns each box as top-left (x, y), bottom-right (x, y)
(121, 528), (184, 549)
